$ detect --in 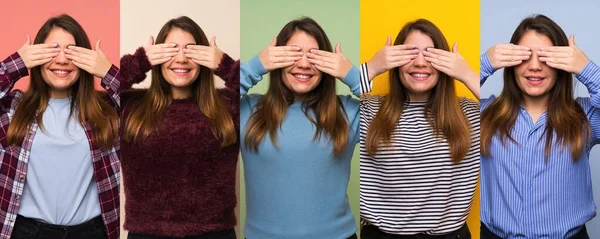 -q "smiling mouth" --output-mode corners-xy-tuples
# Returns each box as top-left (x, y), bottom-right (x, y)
(525, 76), (545, 86)
(171, 68), (191, 76)
(292, 73), (314, 82)
(51, 69), (72, 78)
(409, 72), (431, 81)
